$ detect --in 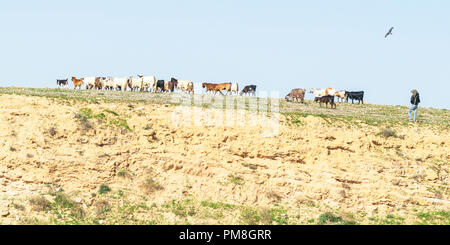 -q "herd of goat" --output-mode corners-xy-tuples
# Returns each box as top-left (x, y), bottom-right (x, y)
(56, 76), (364, 108)
(57, 76), (257, 96)
(285, 88), (364, 108)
